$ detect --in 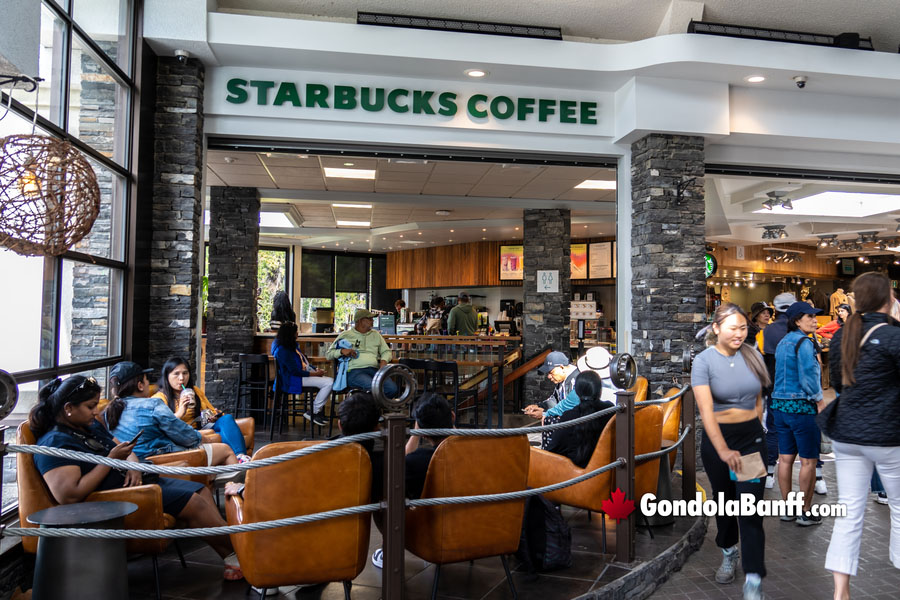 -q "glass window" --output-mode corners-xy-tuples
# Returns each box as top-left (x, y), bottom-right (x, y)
(0, 250), (47, 373)
(335, 255), (368, 292)
(58, 259), (123, 366)
(258, 248), (289, 332)
(335, 292), (368, 331)
(72, 0), (132, 73)
(299, 298), (331, 325)
(69, 155), (126, 260)
(301, 253), (334, 298)
(68, 34), (129, 165)
(10, 4), (68, 127)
